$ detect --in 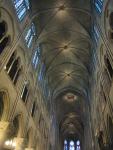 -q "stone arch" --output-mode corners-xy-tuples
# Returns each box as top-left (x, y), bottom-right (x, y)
(0, 7), (15, 42)
(8, 115), (20, 139)
(3, 113), (24, 150)
(0, 89), (10, 121)
(0, 7), (16, 64)
(10, 113), (24, 138)
(0, 20), (11, 55)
